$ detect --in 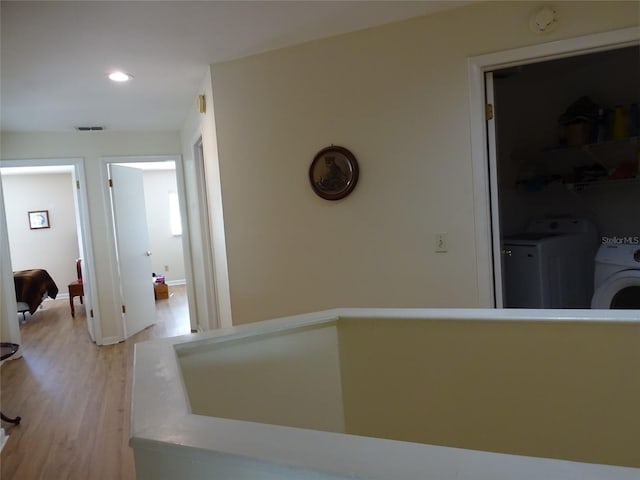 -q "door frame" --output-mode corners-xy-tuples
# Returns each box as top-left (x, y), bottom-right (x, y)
(483, 70), (503, 308)
(101, 154), (199, 336)
(189, 137), (220, 331)
(0, 178), (22, 350)
(468, 26), (640, 308)
(0, 157), (102, 343)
